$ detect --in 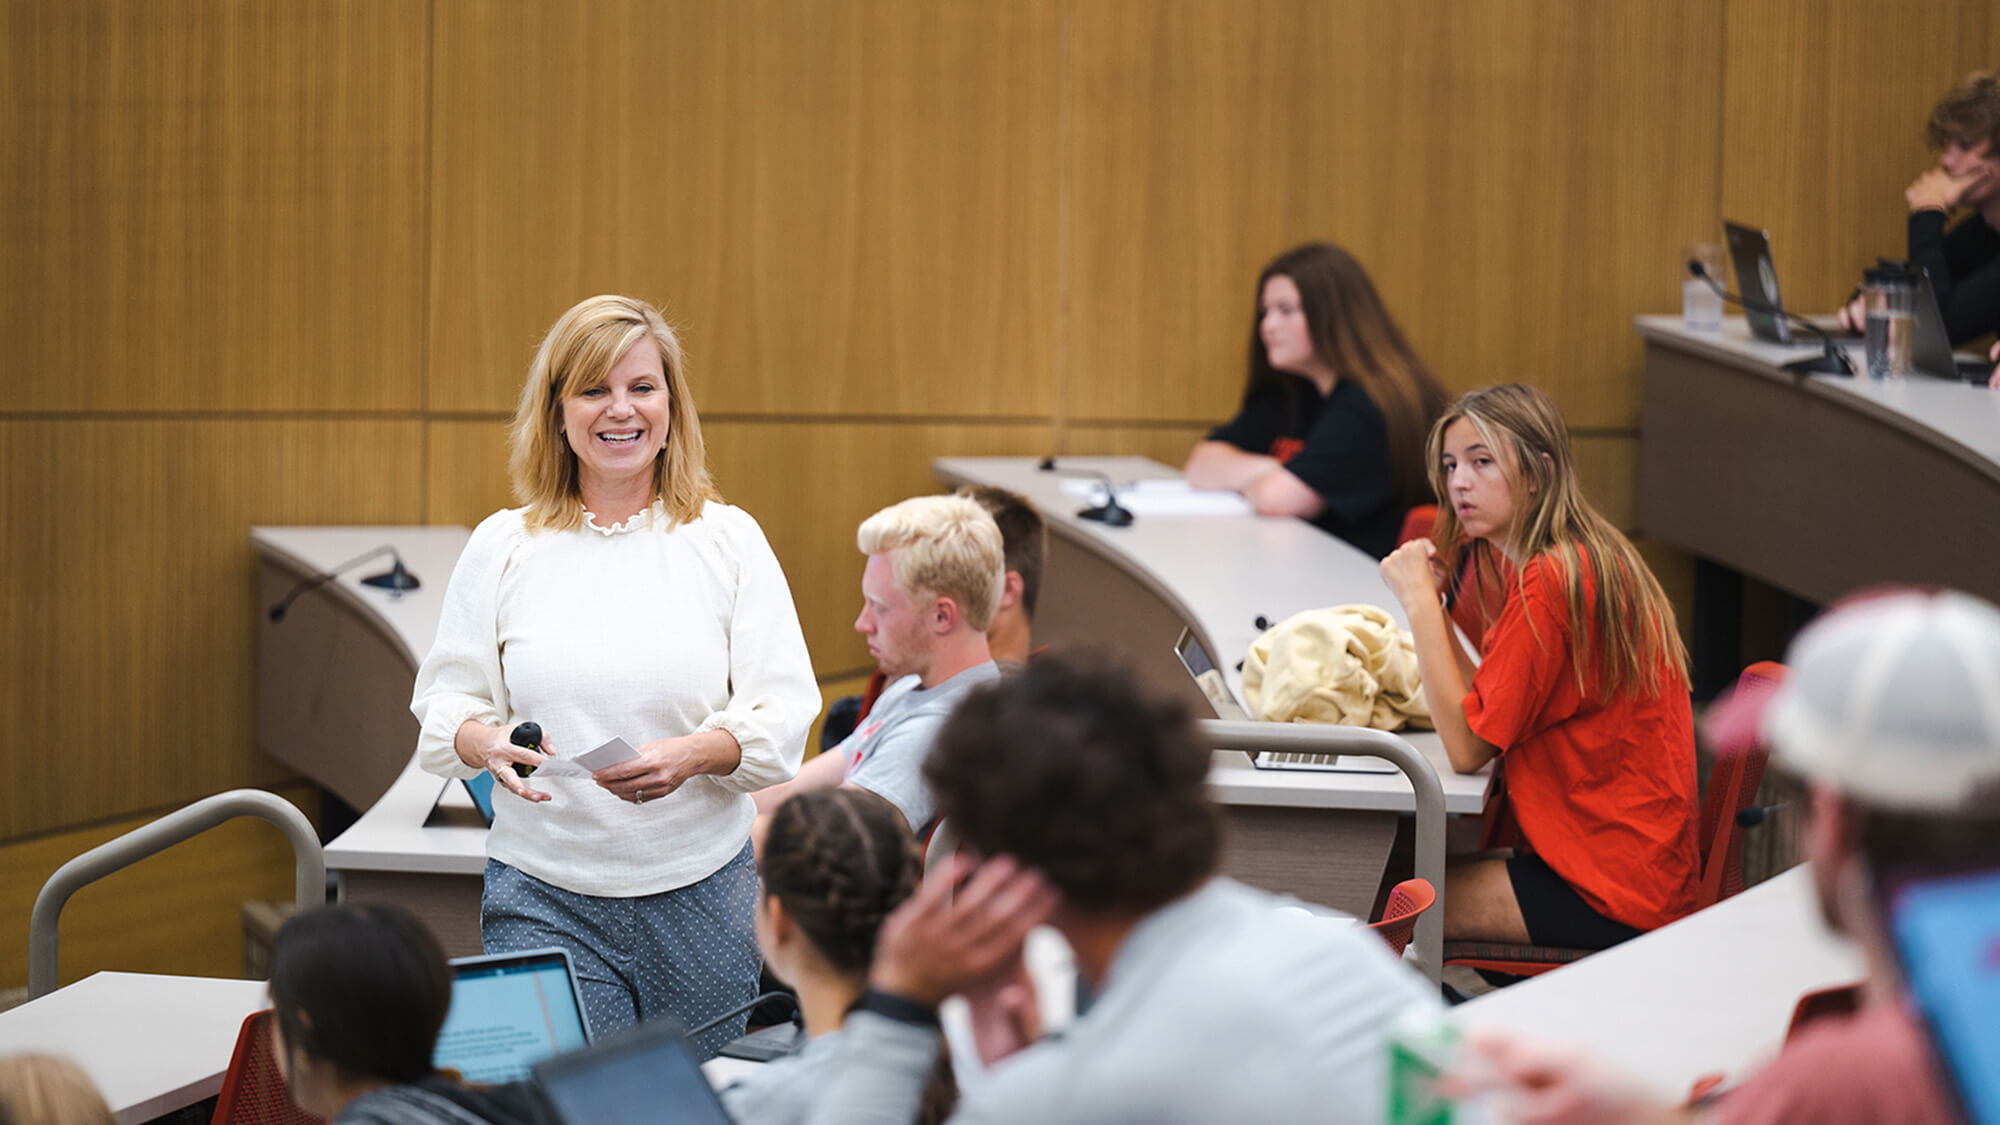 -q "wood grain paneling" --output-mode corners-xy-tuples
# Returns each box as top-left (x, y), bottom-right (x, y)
(0, 783), (316, 989)
(426, 419), (515, 530)
(1720, 0), (1979, 313)
(0, 420), (423, 838)
(1064, 0), (1725, 431)
(427, 0), (1063, 418)
(0, 1), (428, 413)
